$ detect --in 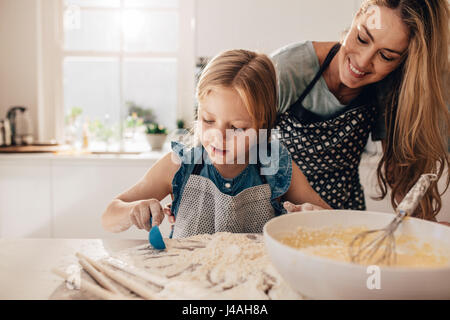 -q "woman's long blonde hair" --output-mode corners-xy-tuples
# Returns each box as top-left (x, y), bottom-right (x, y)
(359, 0), (449, 220)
